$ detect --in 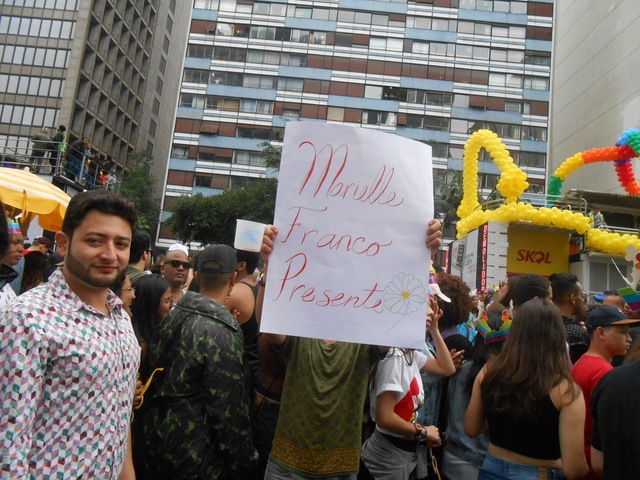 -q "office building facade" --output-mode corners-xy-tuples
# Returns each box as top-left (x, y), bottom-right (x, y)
(0, 0), (190, 185)
(158, 0), (554, 245)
